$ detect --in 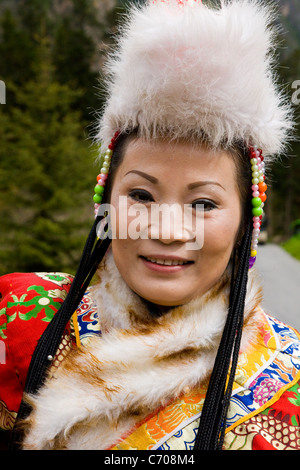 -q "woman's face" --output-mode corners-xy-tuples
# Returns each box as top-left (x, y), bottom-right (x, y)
(109, 138), (242, 306)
